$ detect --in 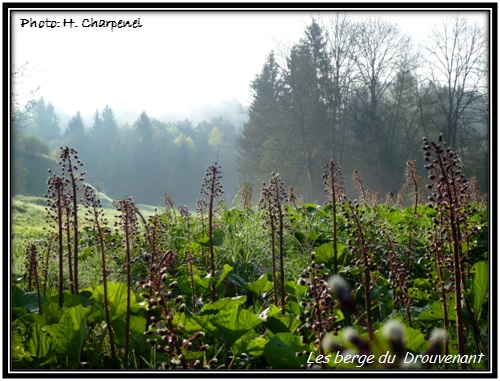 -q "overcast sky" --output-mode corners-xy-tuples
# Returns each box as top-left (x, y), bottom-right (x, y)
(10, 8), (489, 126)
